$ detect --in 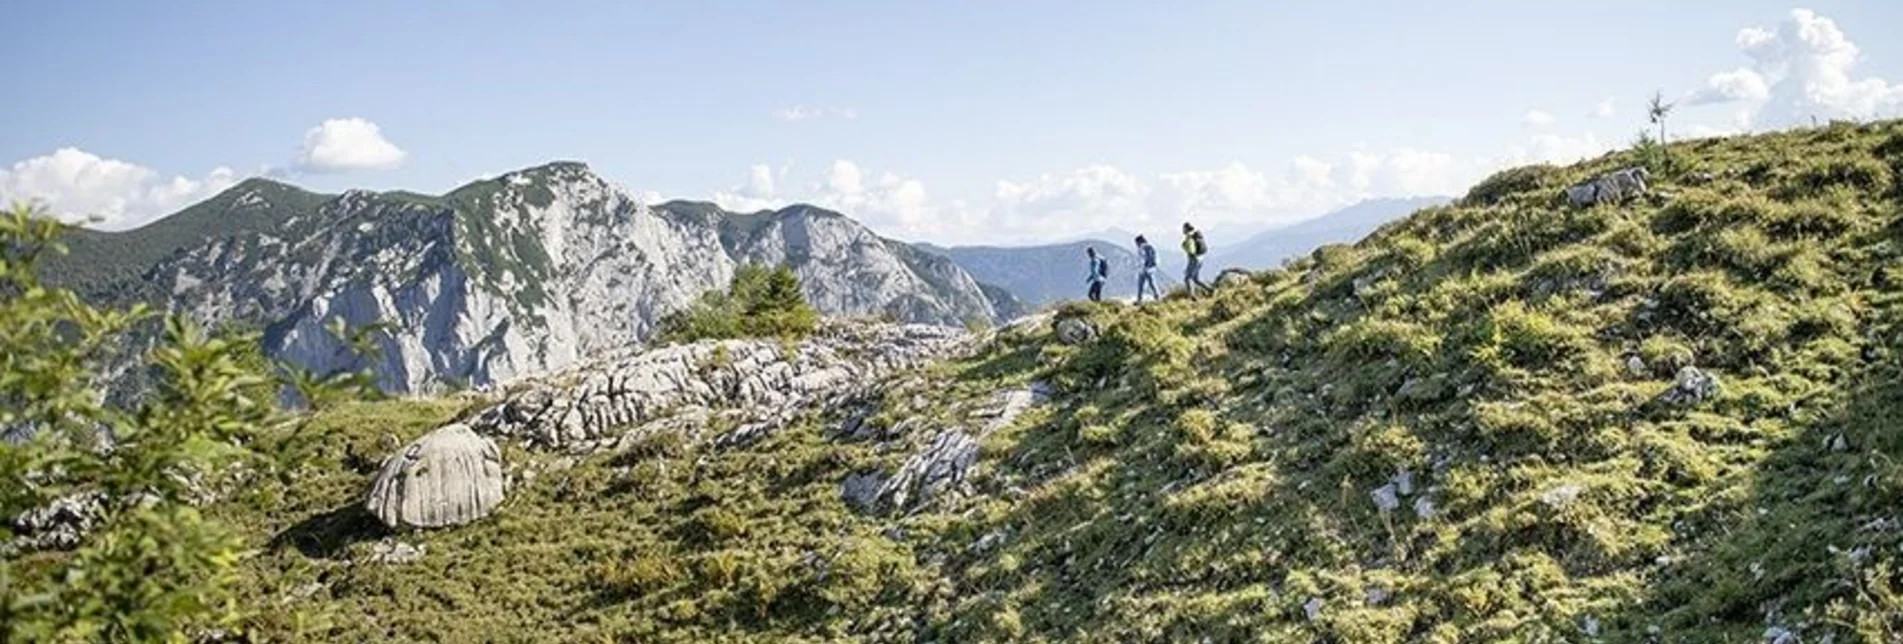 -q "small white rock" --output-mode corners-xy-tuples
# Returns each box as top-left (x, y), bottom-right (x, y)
(1303, 597), (1323, 621)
